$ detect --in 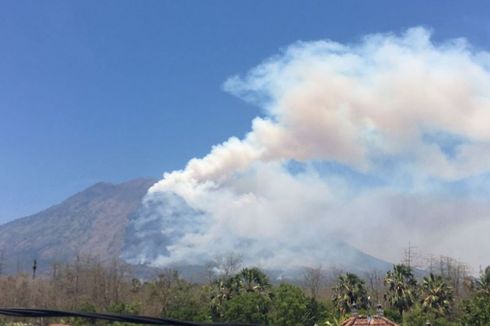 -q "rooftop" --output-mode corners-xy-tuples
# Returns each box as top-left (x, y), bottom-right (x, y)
(340, 315), (399, 326)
